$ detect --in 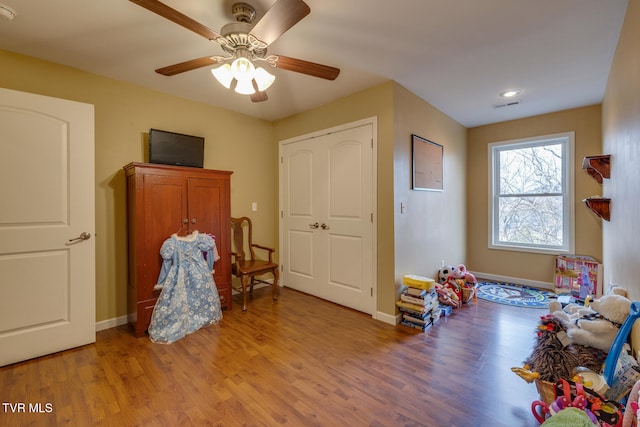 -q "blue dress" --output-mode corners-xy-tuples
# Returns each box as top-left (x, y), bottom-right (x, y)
(148, 231), (222, 343)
